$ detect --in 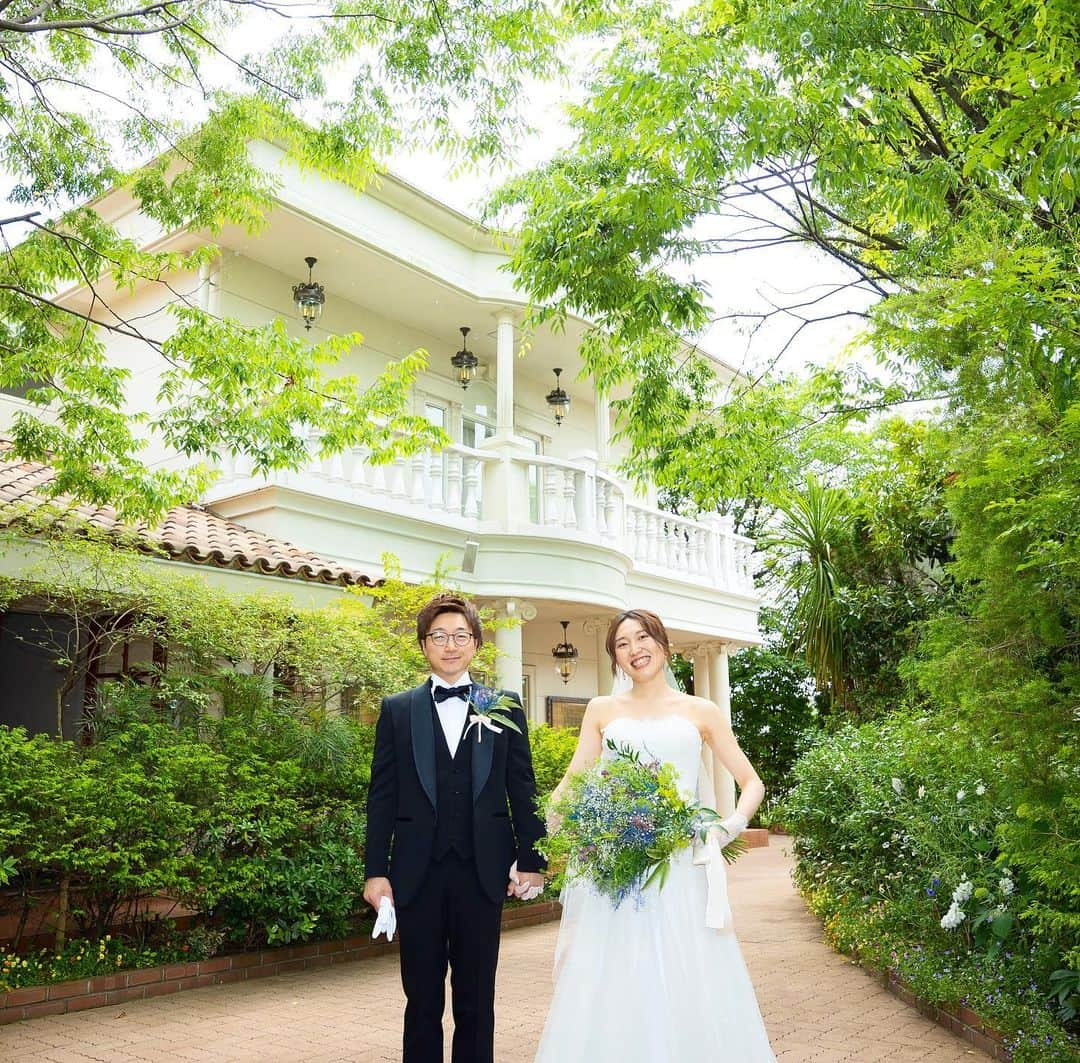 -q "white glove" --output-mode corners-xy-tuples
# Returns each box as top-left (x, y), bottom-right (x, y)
(716, 811), (749, 845)
(372, 895), (397, 942)
(509, 860), (544, 902)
